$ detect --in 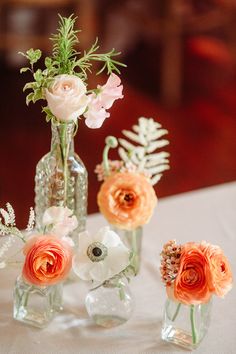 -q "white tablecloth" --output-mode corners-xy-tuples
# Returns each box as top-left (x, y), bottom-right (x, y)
(1, 182), (236, 354)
